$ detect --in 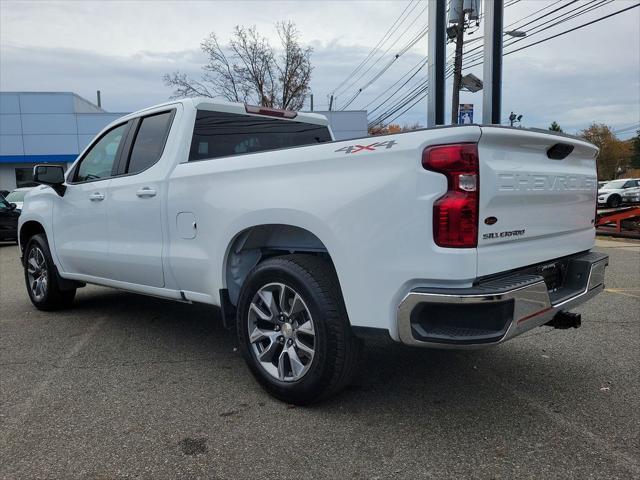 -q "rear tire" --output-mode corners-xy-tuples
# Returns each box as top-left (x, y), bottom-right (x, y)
(23, 234), (76, 311)
(236, 254), (362, 405)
